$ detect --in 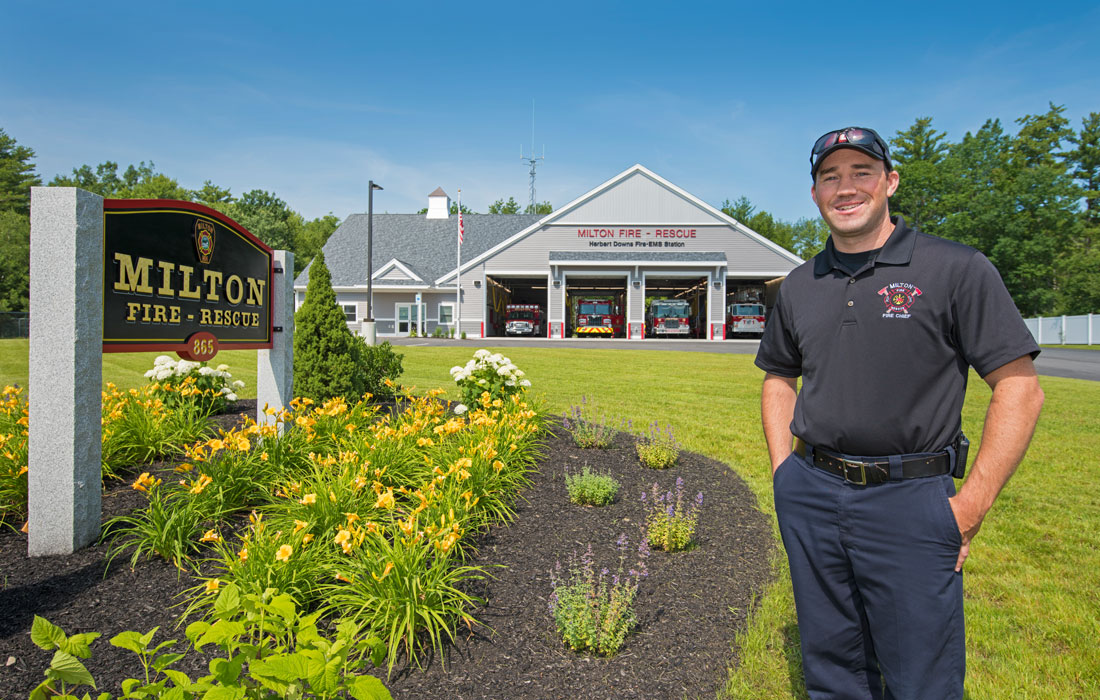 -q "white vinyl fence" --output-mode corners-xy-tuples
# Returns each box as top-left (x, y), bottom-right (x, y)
(1024, 314), (1098, 345)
